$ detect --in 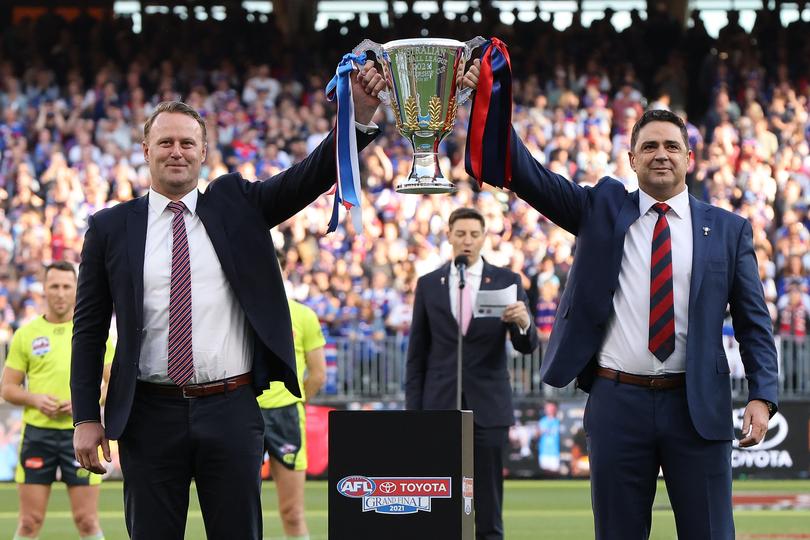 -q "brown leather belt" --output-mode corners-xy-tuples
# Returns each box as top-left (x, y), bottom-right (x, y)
(596, 367), (685, 390)
(137, 373), (253, 398)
